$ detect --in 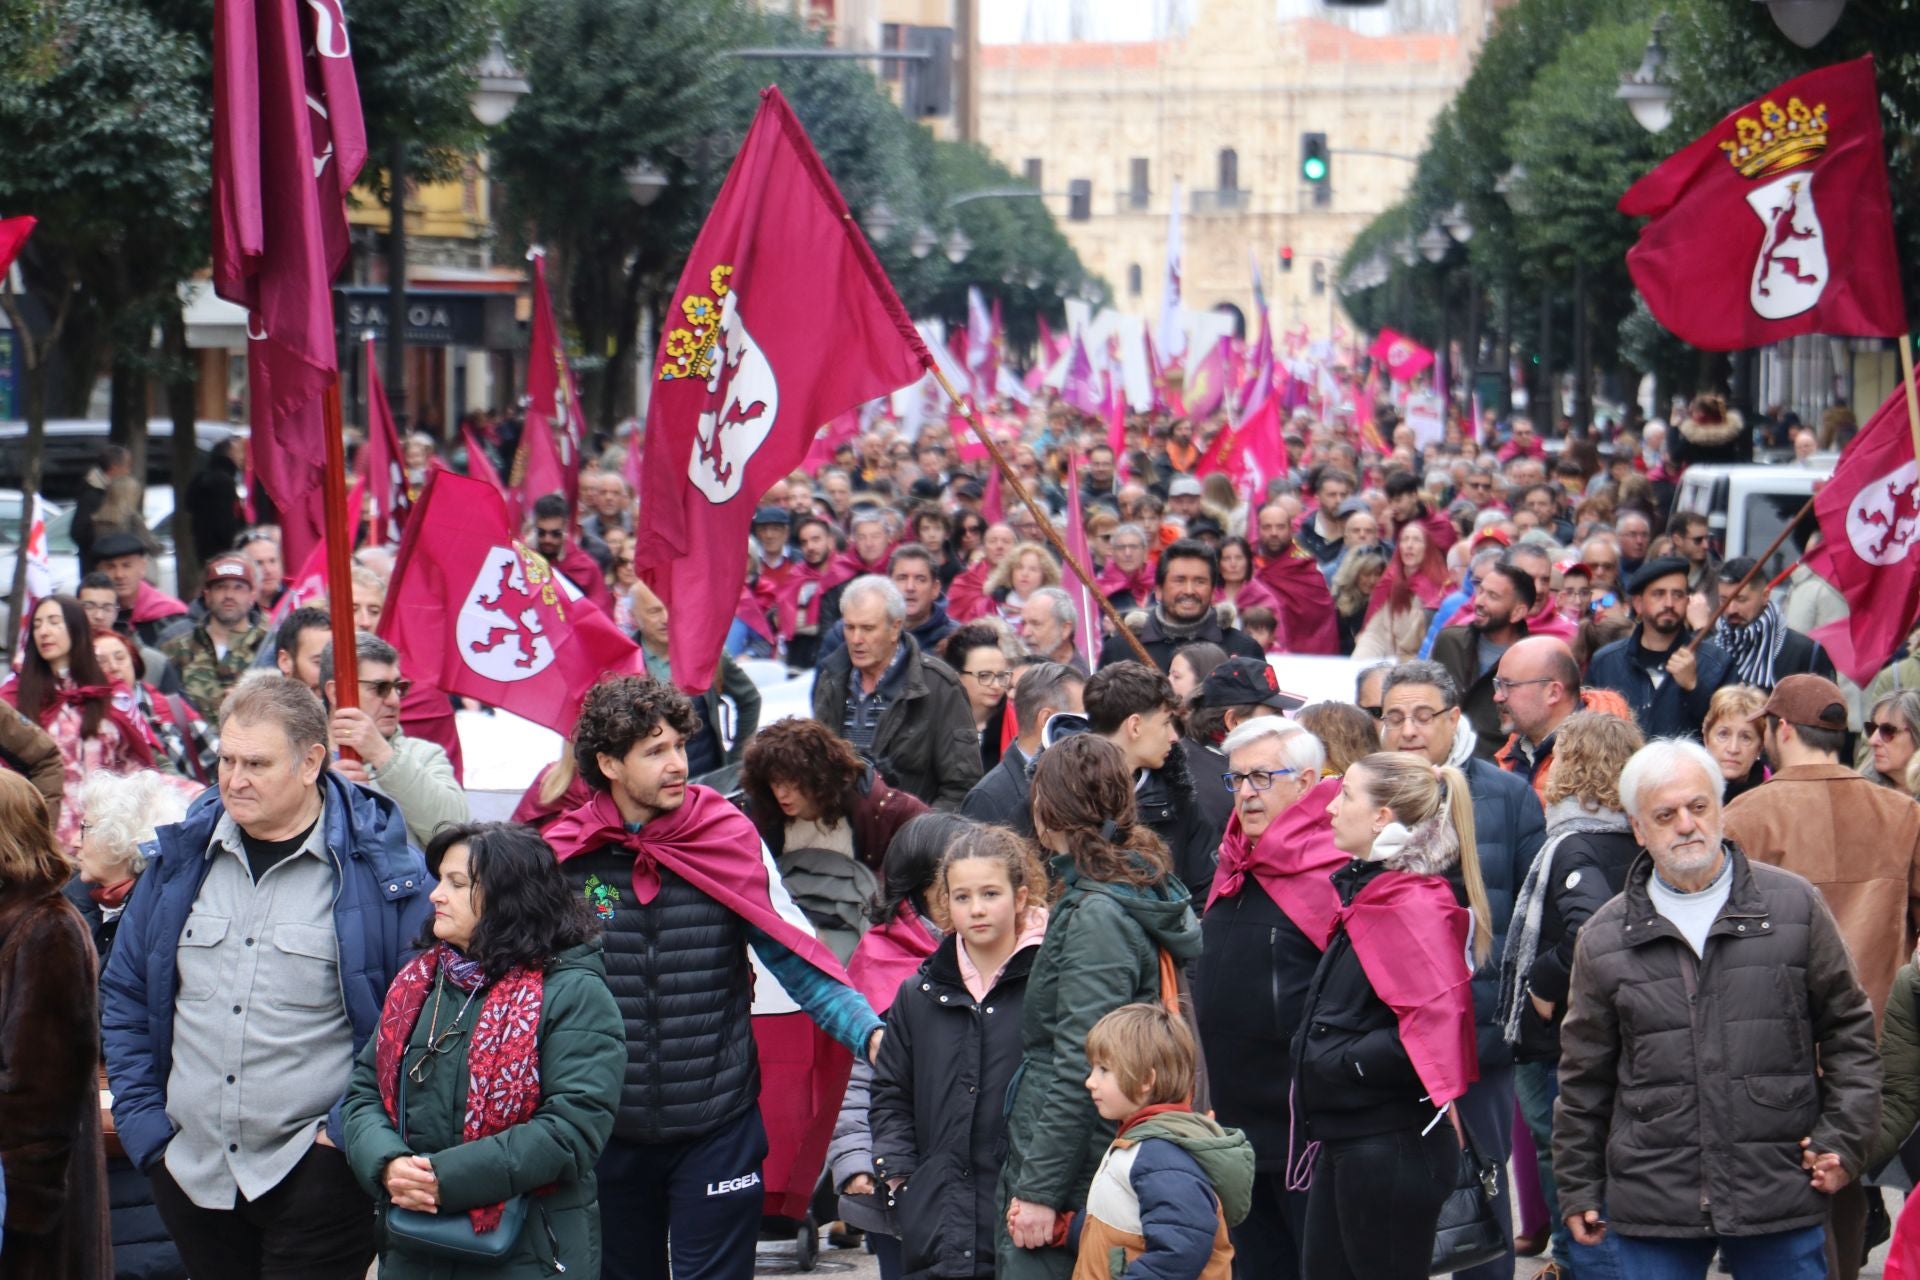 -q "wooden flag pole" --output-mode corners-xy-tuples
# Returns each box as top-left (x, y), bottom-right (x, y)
(1686, 491), (1816, 653)
(1900, 333), (1920, 467)
(927, 365), (1154, 668)
(320, 380), (361, 757)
